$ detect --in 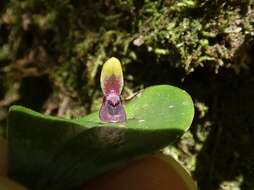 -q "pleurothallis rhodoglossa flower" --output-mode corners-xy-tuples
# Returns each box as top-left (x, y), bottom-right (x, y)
(99, 57), (126, 123)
